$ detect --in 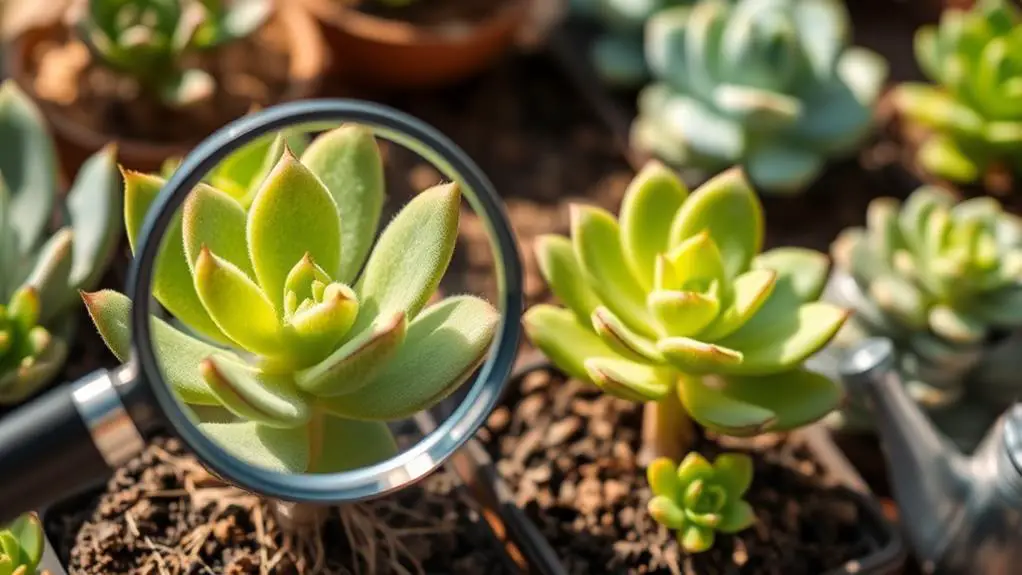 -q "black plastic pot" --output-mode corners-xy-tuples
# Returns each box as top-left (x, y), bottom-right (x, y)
(455, 360), (907, 575)
(38, 432), (523, 575)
